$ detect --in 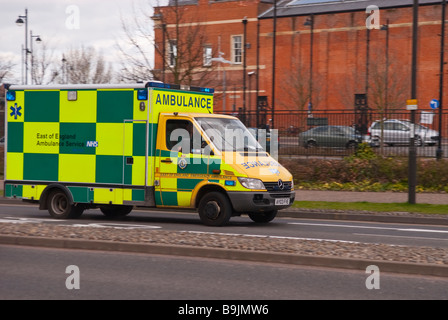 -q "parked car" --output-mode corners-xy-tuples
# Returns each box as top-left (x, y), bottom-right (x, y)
(0, 136), (4, 147)
(368, 119), (439, 147)
(299, 125), (362, 149)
